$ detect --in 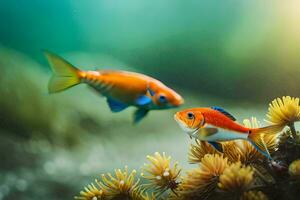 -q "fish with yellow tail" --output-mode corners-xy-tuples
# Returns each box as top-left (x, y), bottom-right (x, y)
(44, 51), (184, 123)
(174, 107), (285, 159)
